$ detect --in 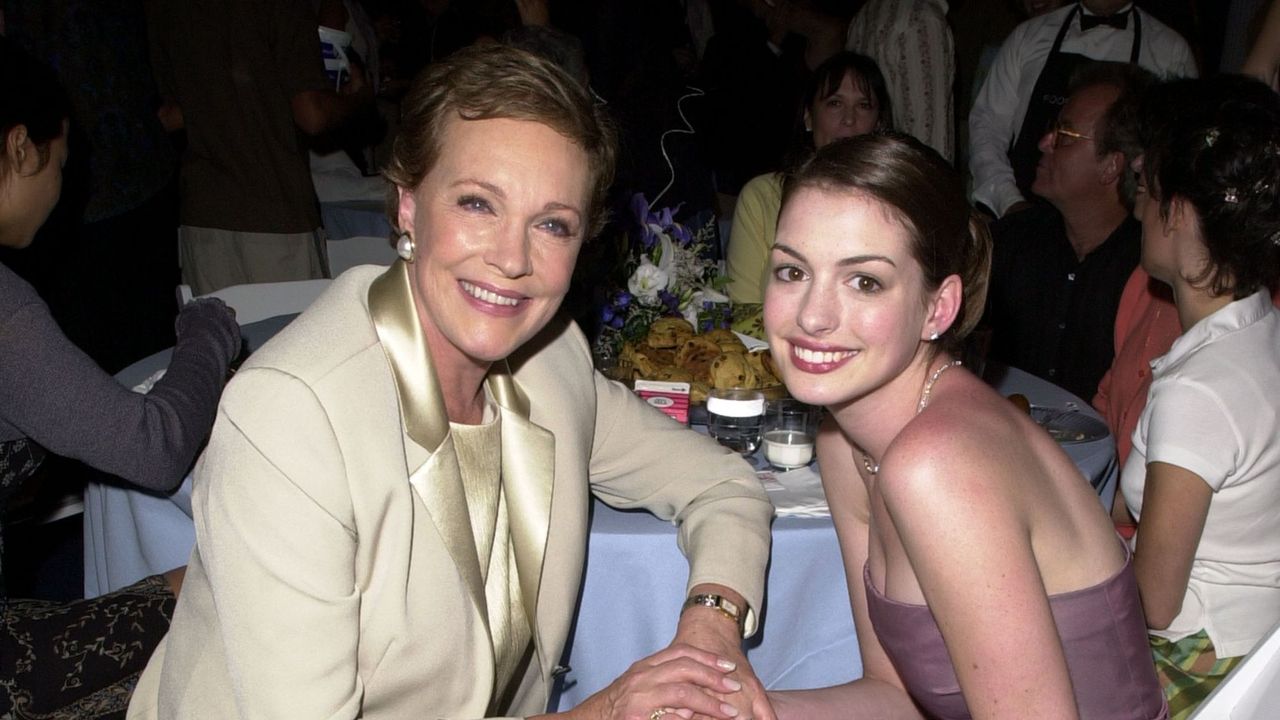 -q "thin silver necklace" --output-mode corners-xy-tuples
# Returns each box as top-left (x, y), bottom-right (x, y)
(861, 358), (962, 476)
